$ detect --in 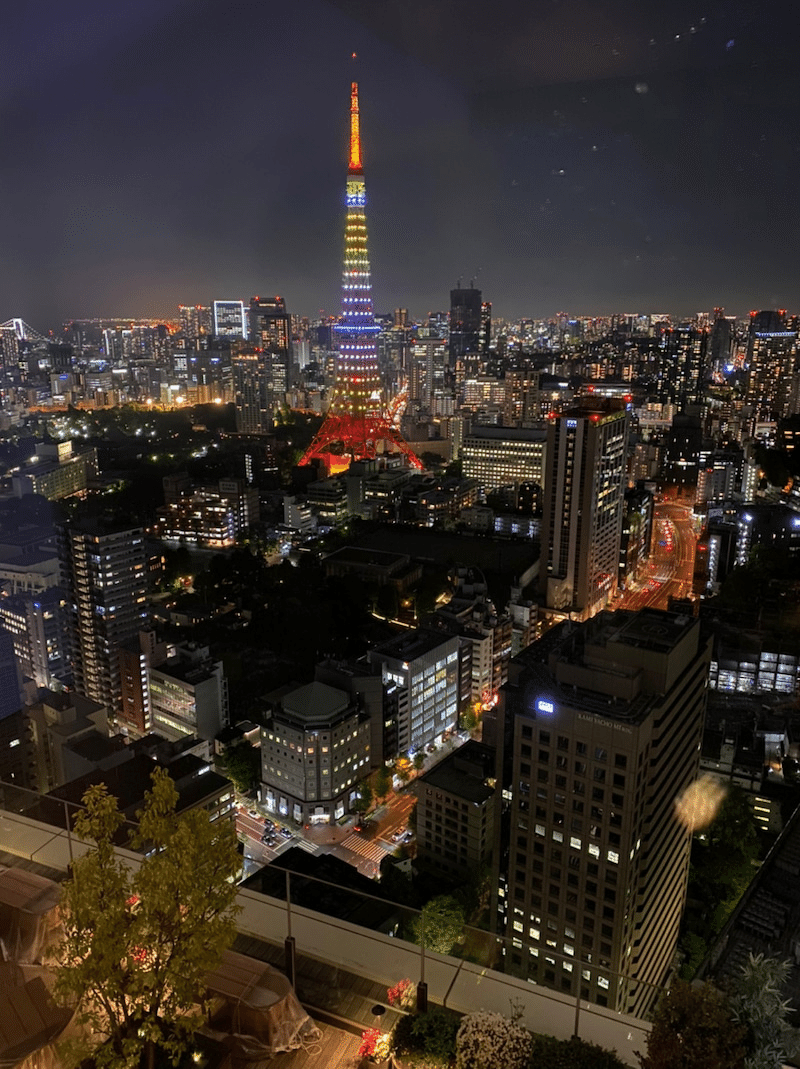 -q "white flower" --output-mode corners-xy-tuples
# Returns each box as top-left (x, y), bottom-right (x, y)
(455, 1010), (532, 1069)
